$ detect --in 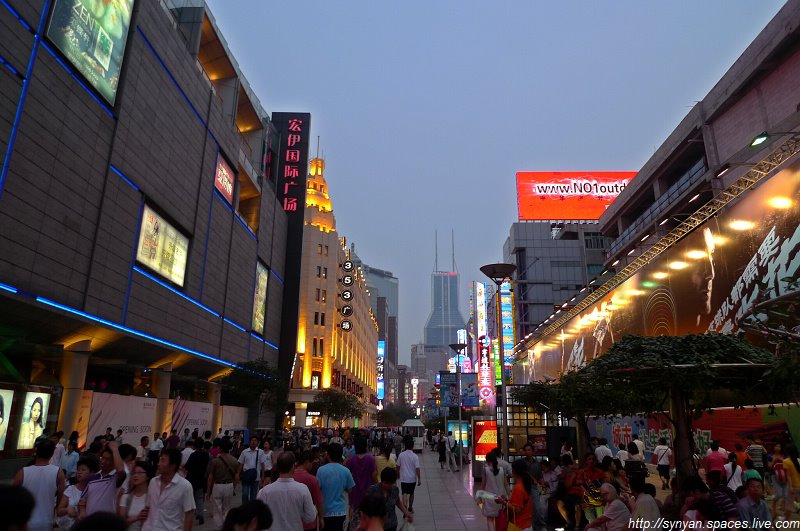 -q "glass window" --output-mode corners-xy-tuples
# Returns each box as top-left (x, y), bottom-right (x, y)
(321, 289), (327, 302)
(317, 244), (323, 255)
(322, 267), (328, 279)
(320, 338), (324, 355)
(313, 338), (318, 356)
(324, 245), (329, 256)
(316, 266), (322, 278)
(314, 312), (319, 325)
(320, 313), (325, 326)
(315, 289), (321, 302)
